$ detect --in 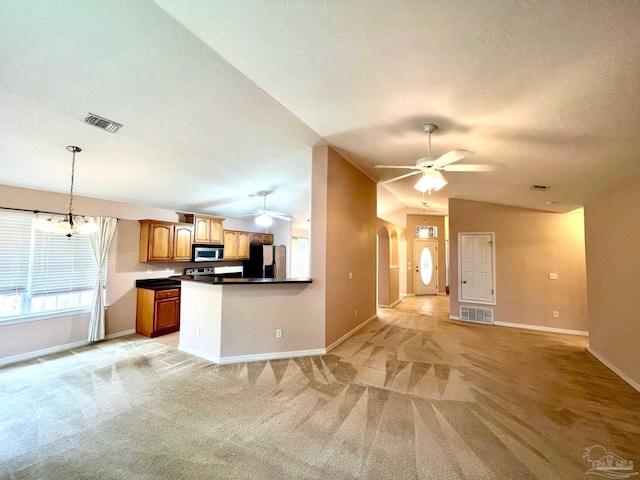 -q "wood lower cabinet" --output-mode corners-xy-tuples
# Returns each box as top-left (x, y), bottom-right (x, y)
(136, 288), (180, 337)
(223, 230), (251, 259)
(184, 214), (224, 245)
(139, 220), (193, 262)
